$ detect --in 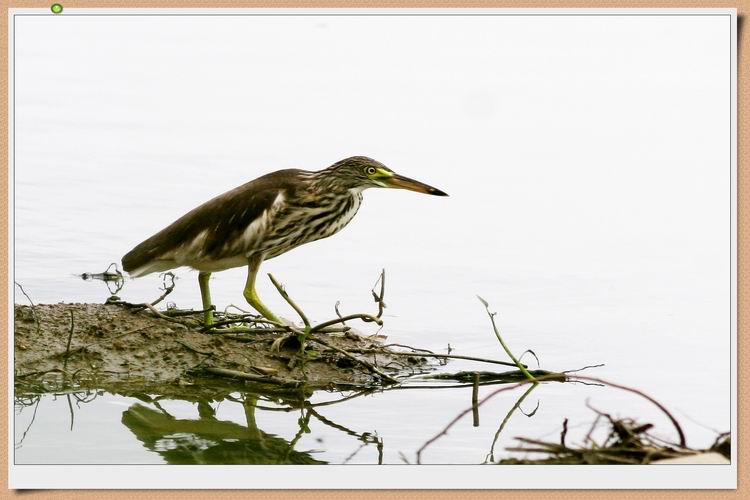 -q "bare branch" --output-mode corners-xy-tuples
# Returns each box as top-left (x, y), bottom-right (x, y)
(268, 273), (310, 329)
(310, 314), (382, 333)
